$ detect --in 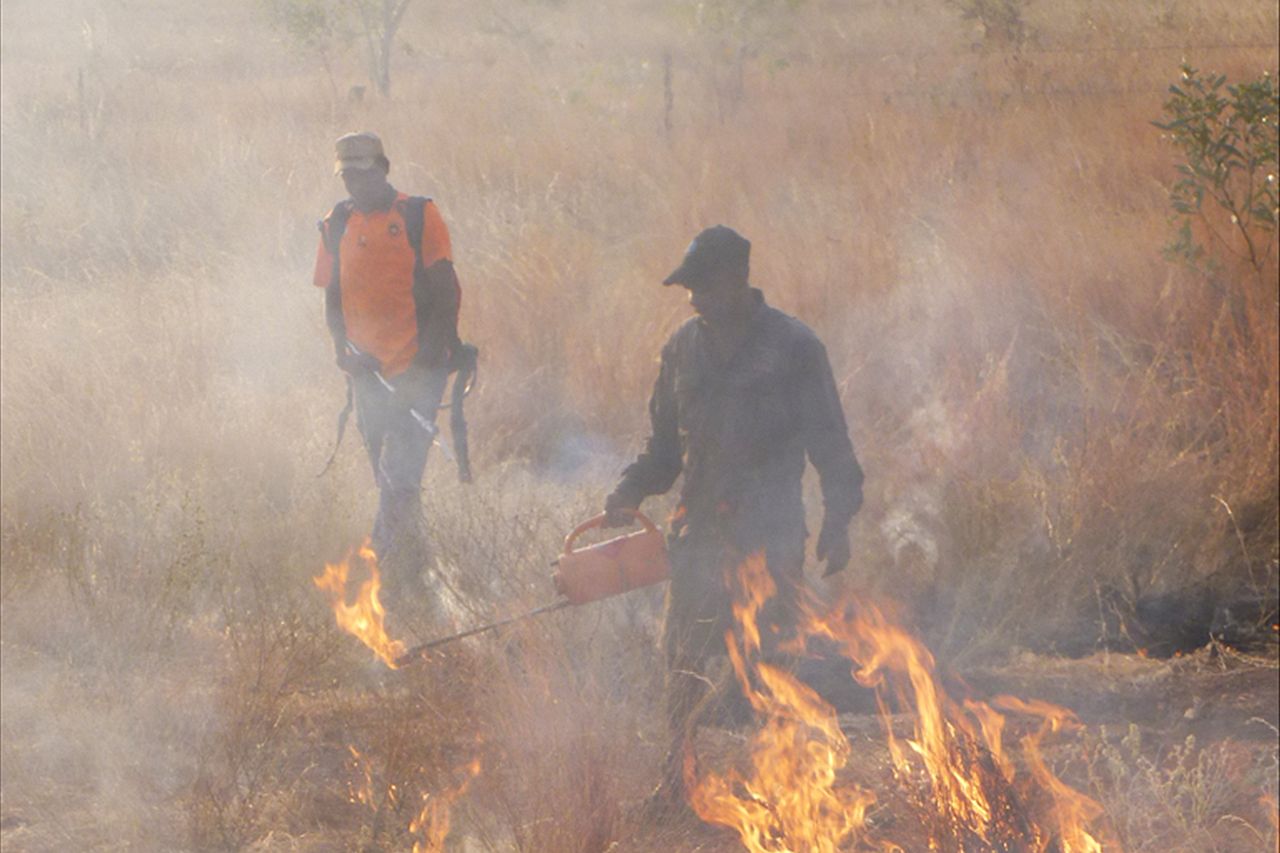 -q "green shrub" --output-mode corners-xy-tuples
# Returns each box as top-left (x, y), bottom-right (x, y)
(1156, 65), (1279, 281)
